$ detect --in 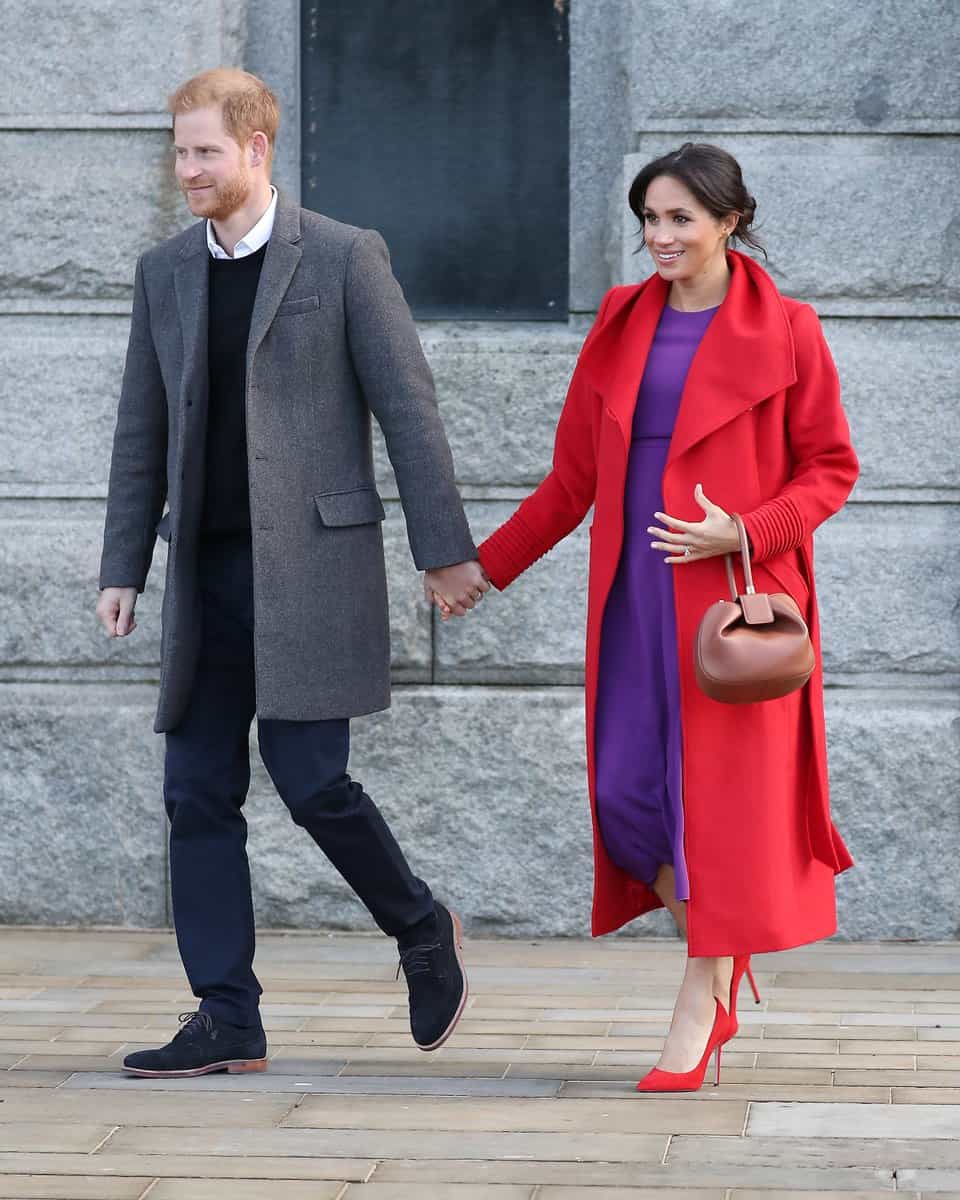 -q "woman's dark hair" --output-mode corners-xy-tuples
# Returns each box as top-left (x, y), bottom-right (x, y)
(628, 142), (765, 258)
